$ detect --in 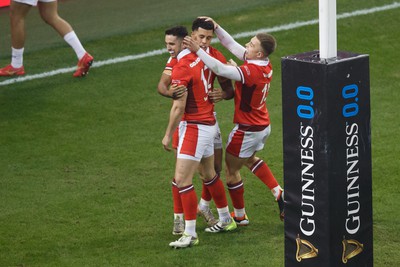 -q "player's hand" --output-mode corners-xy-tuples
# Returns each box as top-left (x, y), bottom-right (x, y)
(183, 36), (200, 53)
(198, 16), (219, 30)
(162, 135), (172, 152)
(209, 88), (224, 103)
(227, 59), (238, 67)
(170, 84), (187, 99)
